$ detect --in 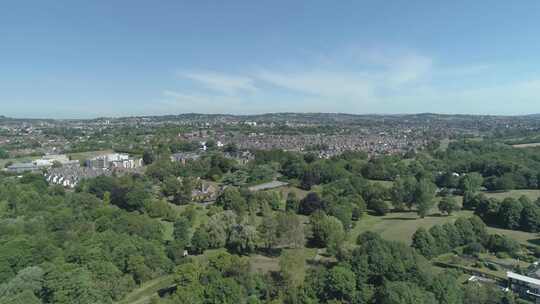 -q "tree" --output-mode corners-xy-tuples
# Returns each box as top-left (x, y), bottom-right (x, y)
(299, 192), (325, 215)
(391, 176), (417, 210)
(285, 192), (300, 213)
(430, 272), (463, 304)
(0, 148), (9, 159)
(498, 198), (523, 229)
(379, 281), (436, 304)
(520, 201), (540, 232)
(280, 249), (306, 289)
(309, 212), (345, 255)
(176, 177), (193, 204)
(412, 227), (437, 259)
(191, 228), (210, 254)
(227, 223), (258, 255)
(173, 217), (191, 246)
(216, 187), (247, 215)
(142, 150), (154, 165)
(351, 194), (367, 220)
(324, 266), (356, 302)
(127, 255), (152, 284)
(438, 196), (460, 216)
(414, 179), (437, 218)
(370, 199), (389, 216)
(459, 173), (483, 194)
(275, 212), (305, 248)
(258, 212), (278, 249)
(428, 225), (450, 254)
